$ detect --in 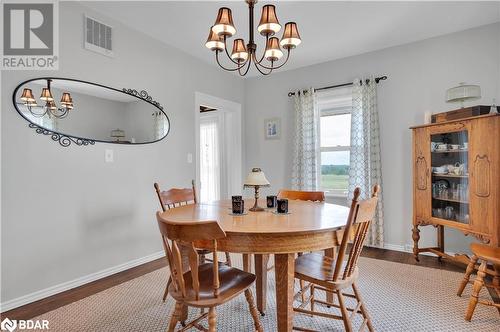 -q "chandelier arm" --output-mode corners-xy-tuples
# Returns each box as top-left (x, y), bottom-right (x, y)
(216, 51), (248, 71)
(51, 108), (69, 119)
(253, 35), (270, 65)
(252, 58), (273, 76)
(254, 53), (273, 76)
(255, 49), (291, 70)
(223, 36), (243, 65)
(238, 56), (253, 76)
(25, 104), (48, 118)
